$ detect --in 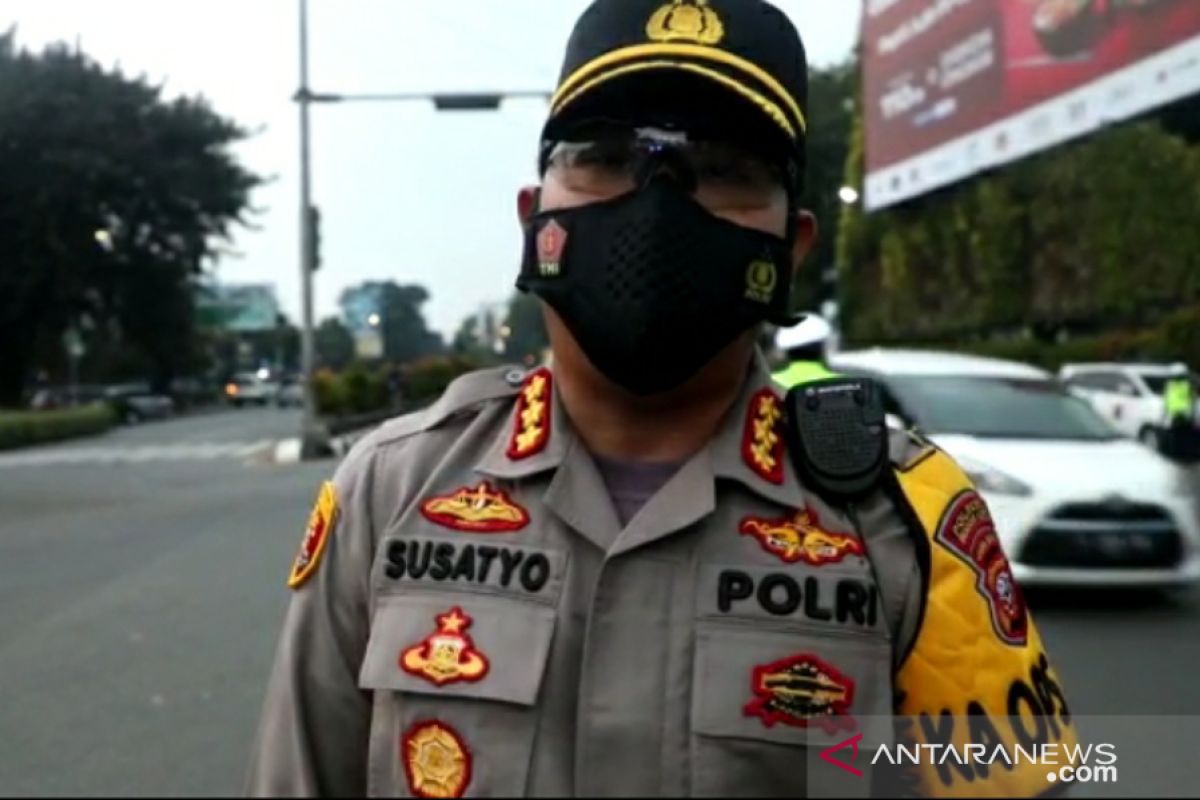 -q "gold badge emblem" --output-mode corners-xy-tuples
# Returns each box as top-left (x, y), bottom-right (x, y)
(401, 607), (490, 687)
(647, 0), (725, 46)
(403, 721), (471, 799)
(287, 481), (337, 589)
(740, 508), (866, 566)
(421, 481), (530, 533)
(745, 258), (777, 304)
(745, 654), (856, 733)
